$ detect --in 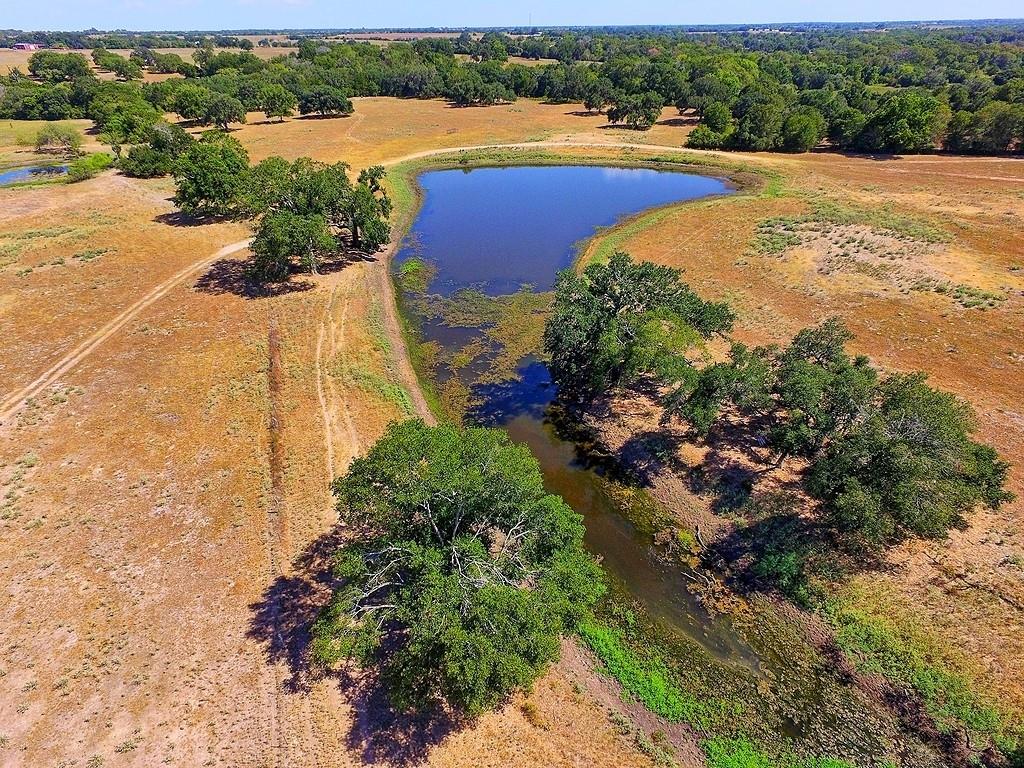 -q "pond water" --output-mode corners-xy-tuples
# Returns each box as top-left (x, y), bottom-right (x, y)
(0, 164), (67, 186)
(395, 166), (757, 666)
(393, 165), (943, 763)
